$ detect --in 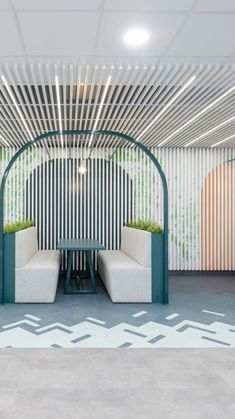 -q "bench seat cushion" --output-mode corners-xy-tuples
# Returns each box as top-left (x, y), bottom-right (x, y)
(98, 250), (151, 303)
(120, 227), (151, 267)
(15, 250), (61, 303)
(15, 226), (38, 268)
